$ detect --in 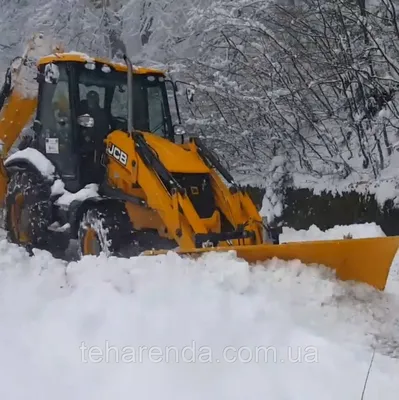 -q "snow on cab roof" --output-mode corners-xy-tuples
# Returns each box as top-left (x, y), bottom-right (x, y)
(37, 51), (165, 76)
